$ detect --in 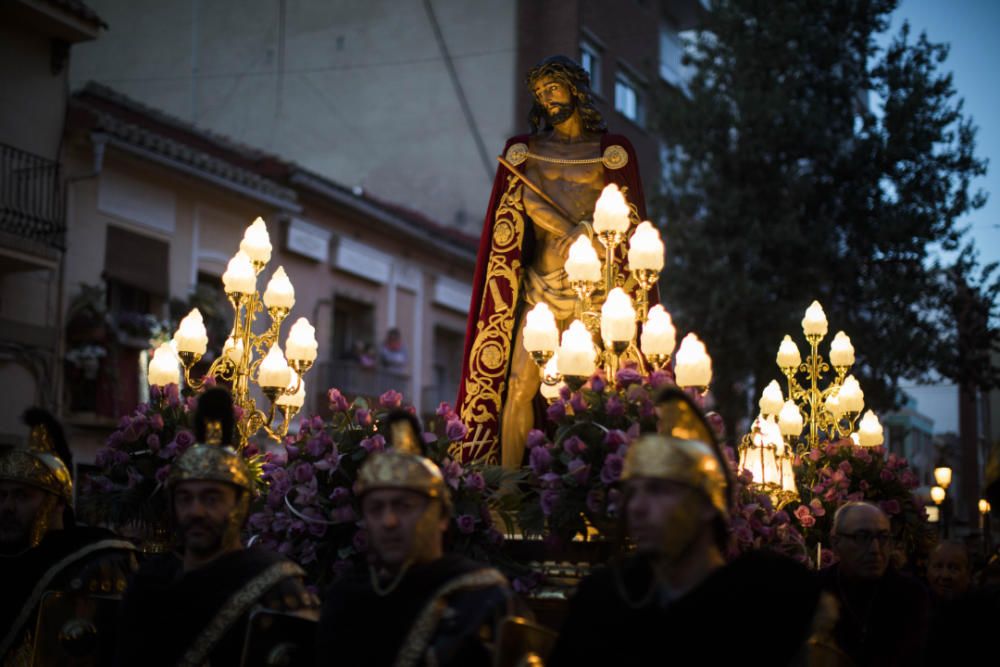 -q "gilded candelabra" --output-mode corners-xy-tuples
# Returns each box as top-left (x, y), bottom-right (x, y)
(148, 218), (317, 449)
